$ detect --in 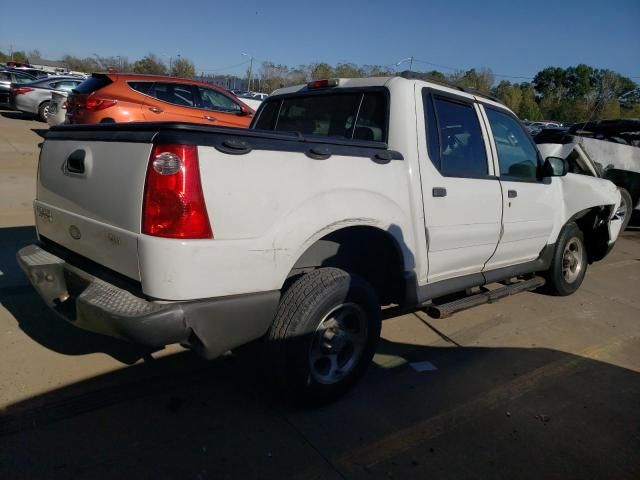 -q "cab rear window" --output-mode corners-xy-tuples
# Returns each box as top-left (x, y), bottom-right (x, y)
(254, 90), (388, 142)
